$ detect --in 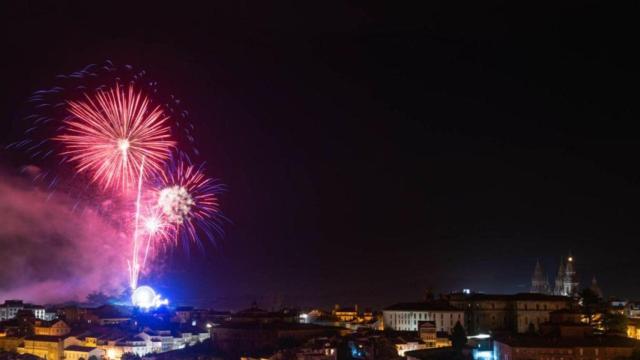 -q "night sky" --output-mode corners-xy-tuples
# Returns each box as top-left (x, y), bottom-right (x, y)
(1, 2), (639, 309)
